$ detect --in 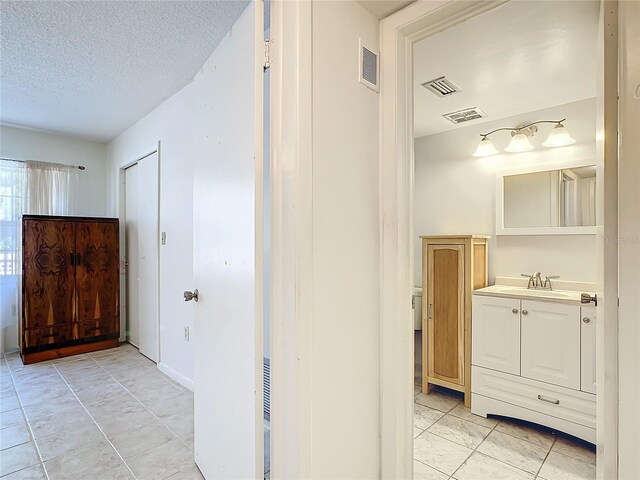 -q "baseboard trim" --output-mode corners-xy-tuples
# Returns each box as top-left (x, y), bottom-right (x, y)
(158, 362), (194, 392)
